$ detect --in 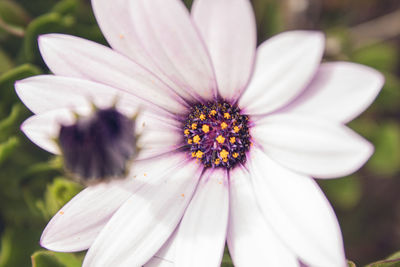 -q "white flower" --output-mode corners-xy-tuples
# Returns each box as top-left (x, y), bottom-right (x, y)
(15, 0), (384, 266)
